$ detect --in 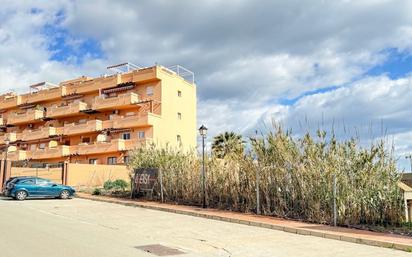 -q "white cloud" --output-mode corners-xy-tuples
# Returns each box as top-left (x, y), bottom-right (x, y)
(1, 1), (412, 168)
